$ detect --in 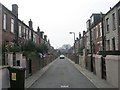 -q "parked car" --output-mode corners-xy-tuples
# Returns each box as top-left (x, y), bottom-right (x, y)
(59, 55), (65, 59)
